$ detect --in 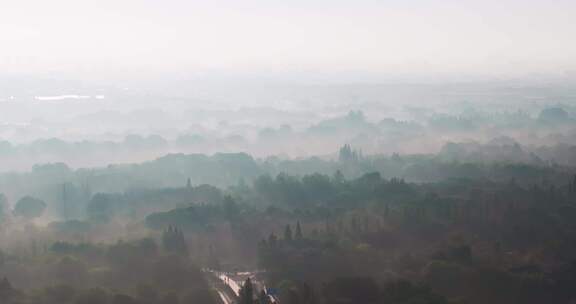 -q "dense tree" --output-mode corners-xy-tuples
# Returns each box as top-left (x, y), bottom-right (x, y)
(0, 277), (19, 302)
(13, 195), (47, 219)
(339, 144), (361, 163)
(162, 225), (188, 255)
(5, 142), (576, 304)
(0, 194), (8, 224)
(284, 224), (293, 242)
(86, 193), (116, 222)
(295, 221), (303, 241)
